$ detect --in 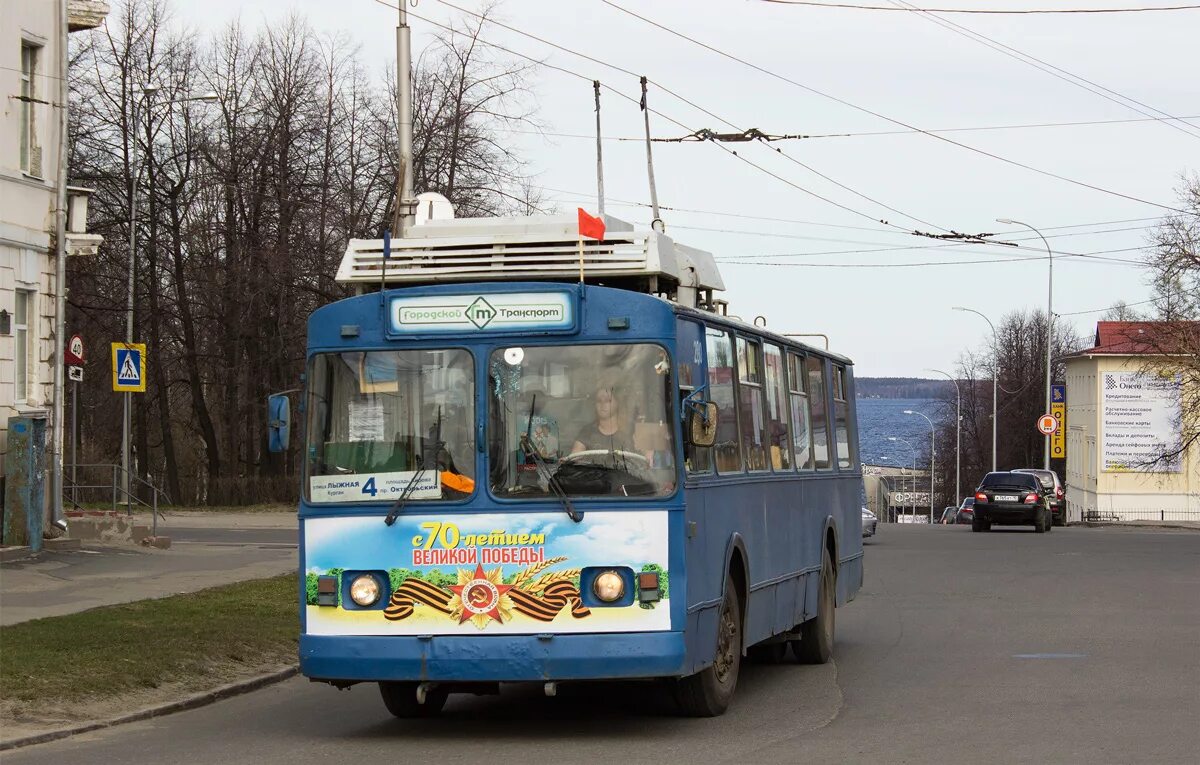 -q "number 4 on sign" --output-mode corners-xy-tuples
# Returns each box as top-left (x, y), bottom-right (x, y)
(362, 477), (378, 496)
